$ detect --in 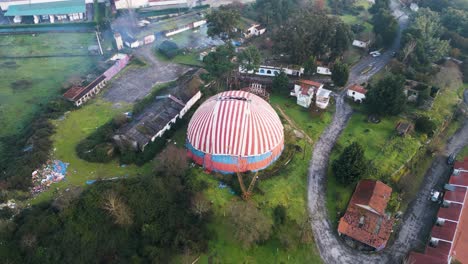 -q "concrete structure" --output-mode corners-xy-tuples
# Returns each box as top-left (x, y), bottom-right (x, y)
(186, 90), (284, 174)
(408, 157), (468, 264)
(114, 70), (205, 151)
(317, 66), (332, 75)
(4, 0), (86, 24)
(244, 24), (266, 38)
(347, 84), (367, 103)
(63, 75), (107, 106)
(63, 54), (130, 106)
(352, 39), (369, 49)
(114, 32), (124, 50)
(240, 64), (304, 77)
(290, 80), (323, 108)
(338, 180), (394, 251)
(315, 88), (332, 109)
(113, 0), (188, 10)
